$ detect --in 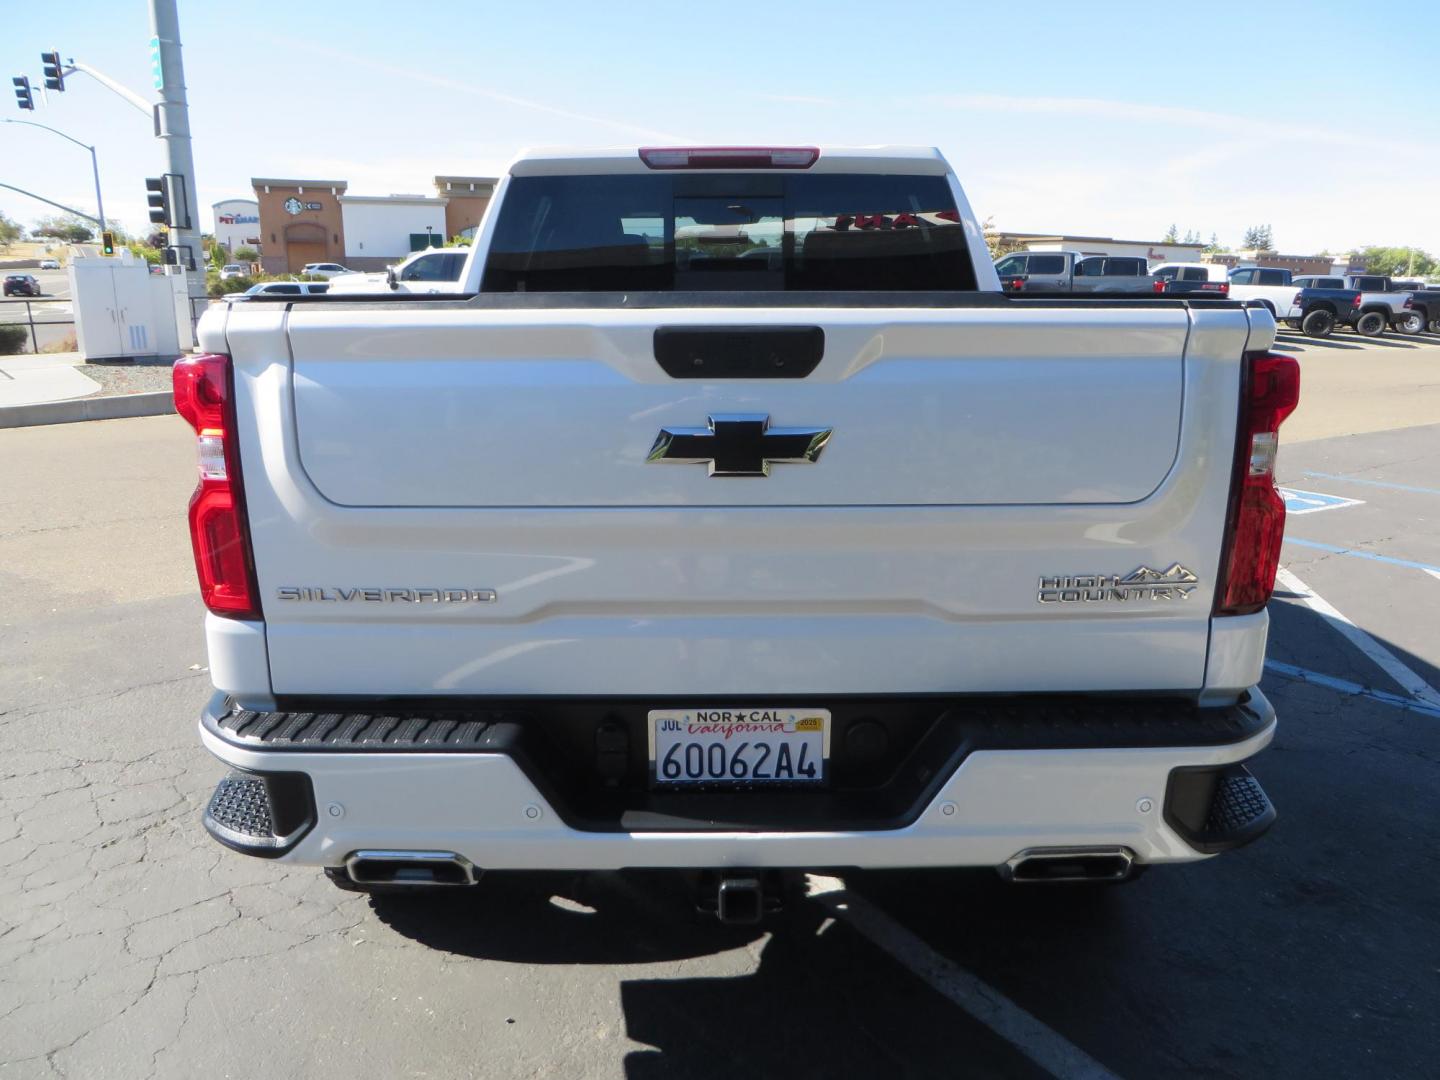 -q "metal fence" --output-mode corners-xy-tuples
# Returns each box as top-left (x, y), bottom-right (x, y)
(0, 298), (77, 354)
(0, 295), (225, 357)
